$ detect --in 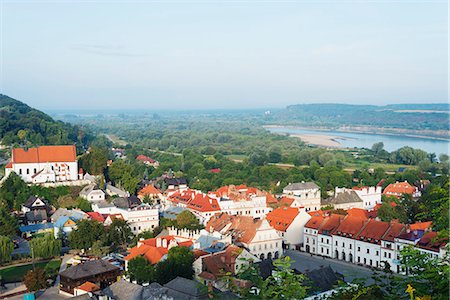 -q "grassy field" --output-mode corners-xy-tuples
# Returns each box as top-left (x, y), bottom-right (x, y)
(0, 259), (61, 283)
(225, 154), (247, 162)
